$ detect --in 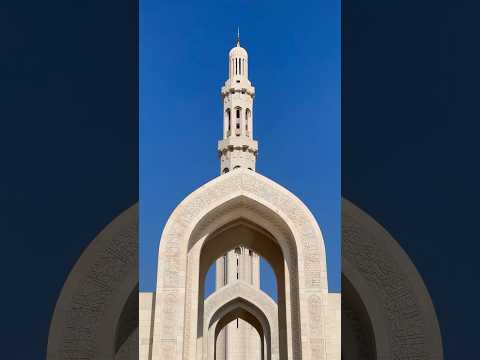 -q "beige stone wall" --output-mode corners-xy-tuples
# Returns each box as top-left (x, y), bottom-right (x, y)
(325, 293), (341, 360)
(140, 292), (154, 360)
